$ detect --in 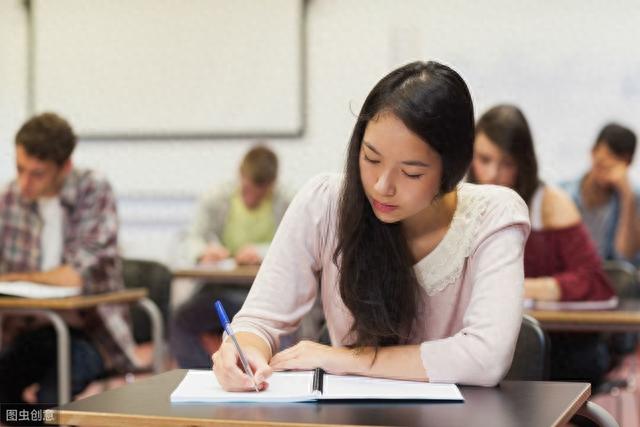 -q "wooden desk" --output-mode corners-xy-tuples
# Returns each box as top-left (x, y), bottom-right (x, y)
(53, 369), (590, 427)
(0, 289), (164, 406)
(172, 265), (259, 286)
(528, 299), (640, 332)
(0, 288), (147, 309)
